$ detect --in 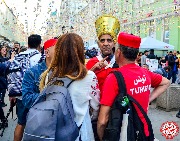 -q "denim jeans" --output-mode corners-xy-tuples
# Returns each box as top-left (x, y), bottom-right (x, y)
(168, 70), (177, 83)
